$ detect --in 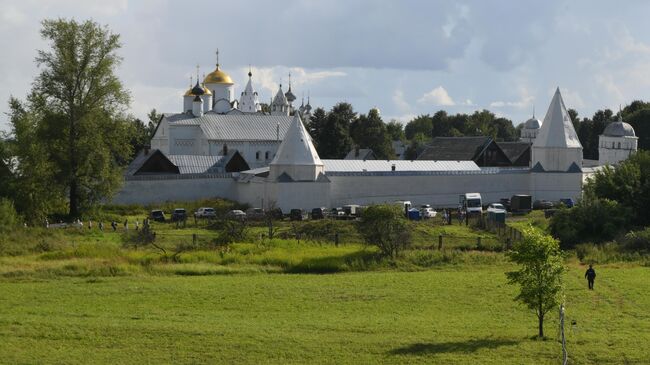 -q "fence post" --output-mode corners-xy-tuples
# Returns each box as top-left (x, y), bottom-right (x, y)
(438, 235), (443, 250)
(477, 236), (481, 249)
(192, 233), (197, 246)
